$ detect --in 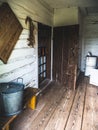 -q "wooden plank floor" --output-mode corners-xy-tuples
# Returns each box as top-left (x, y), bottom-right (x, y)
(11, 75), (98, 130)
